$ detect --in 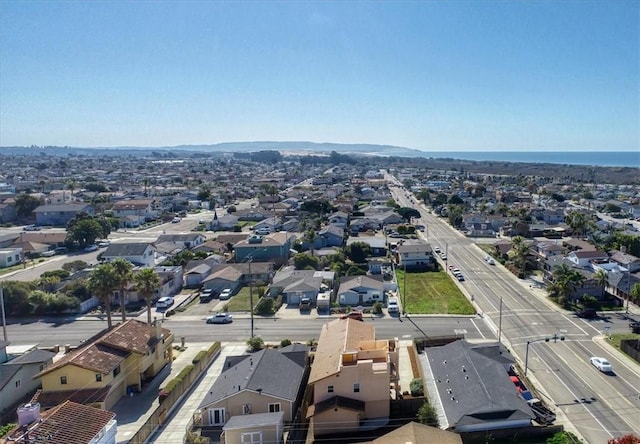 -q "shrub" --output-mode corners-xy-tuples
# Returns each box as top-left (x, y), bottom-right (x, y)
(159, 364), (194, 401)
(192, 351), (207, 364)
(254, 297), (276, 316)
(246, 336), (264, 352)
(372, 301), (383, 315)
(0, 423), (17, 438)
(417, 401), (439, 427)
(410, 378), (424, 396)
(280, 339), (292, 348)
